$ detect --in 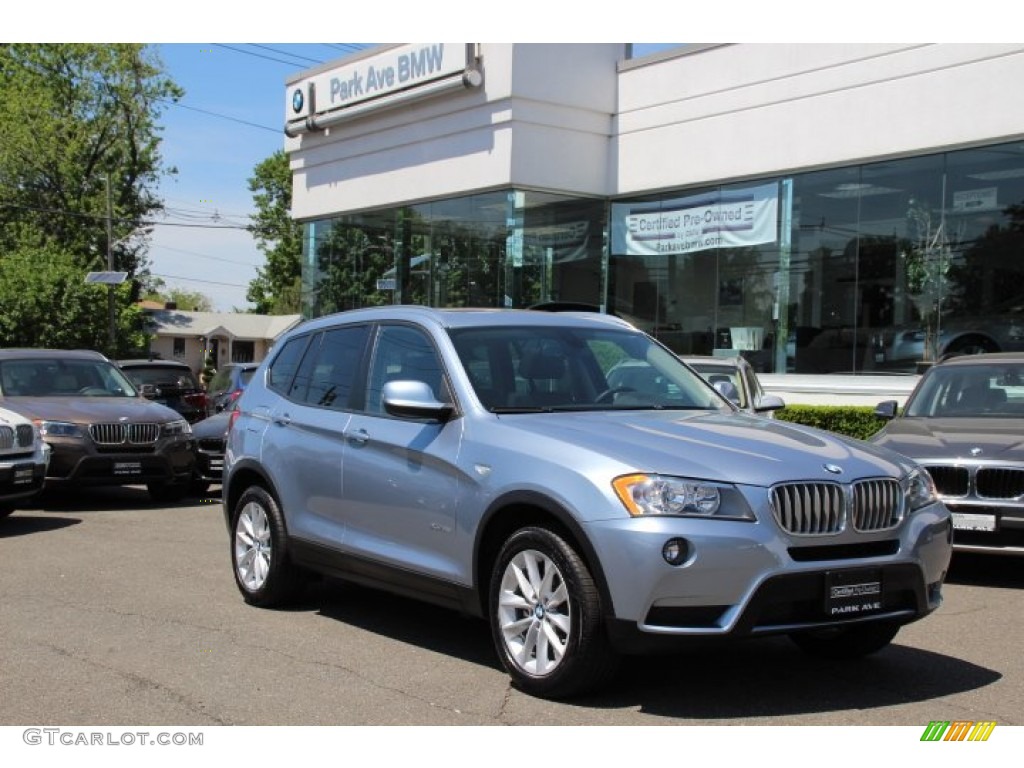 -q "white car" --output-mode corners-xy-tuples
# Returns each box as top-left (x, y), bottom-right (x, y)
(0, 406), (50, 519)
